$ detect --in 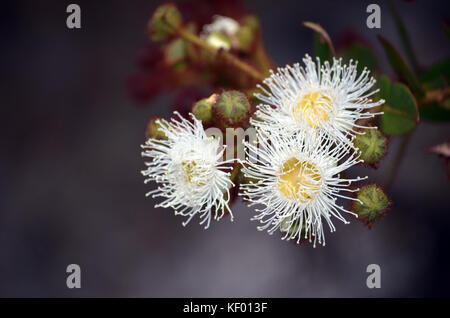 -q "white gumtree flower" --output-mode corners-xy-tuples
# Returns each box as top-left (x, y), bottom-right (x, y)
(253, 54), (385, 145)
(201, 15), (240, 37)
(200, 15), (240, 50)
(240, 129), (366, 247)
(141, 112), (235, 229)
